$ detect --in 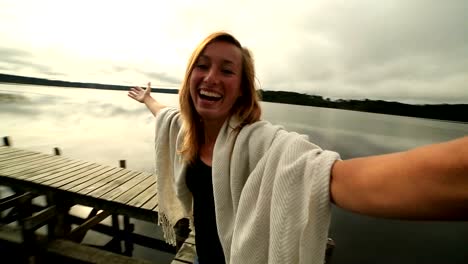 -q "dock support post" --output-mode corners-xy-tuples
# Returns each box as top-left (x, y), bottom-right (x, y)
(118, 159), (135, 256)
(123, 215), (134, 256)
(46, 194), (57, 241)
(47, 194), (71, 238)
(17, 193), (35, 263)
(107, 214), (122, 253)
(3, 136), (11, 146)
(53, 147), (61, 156)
